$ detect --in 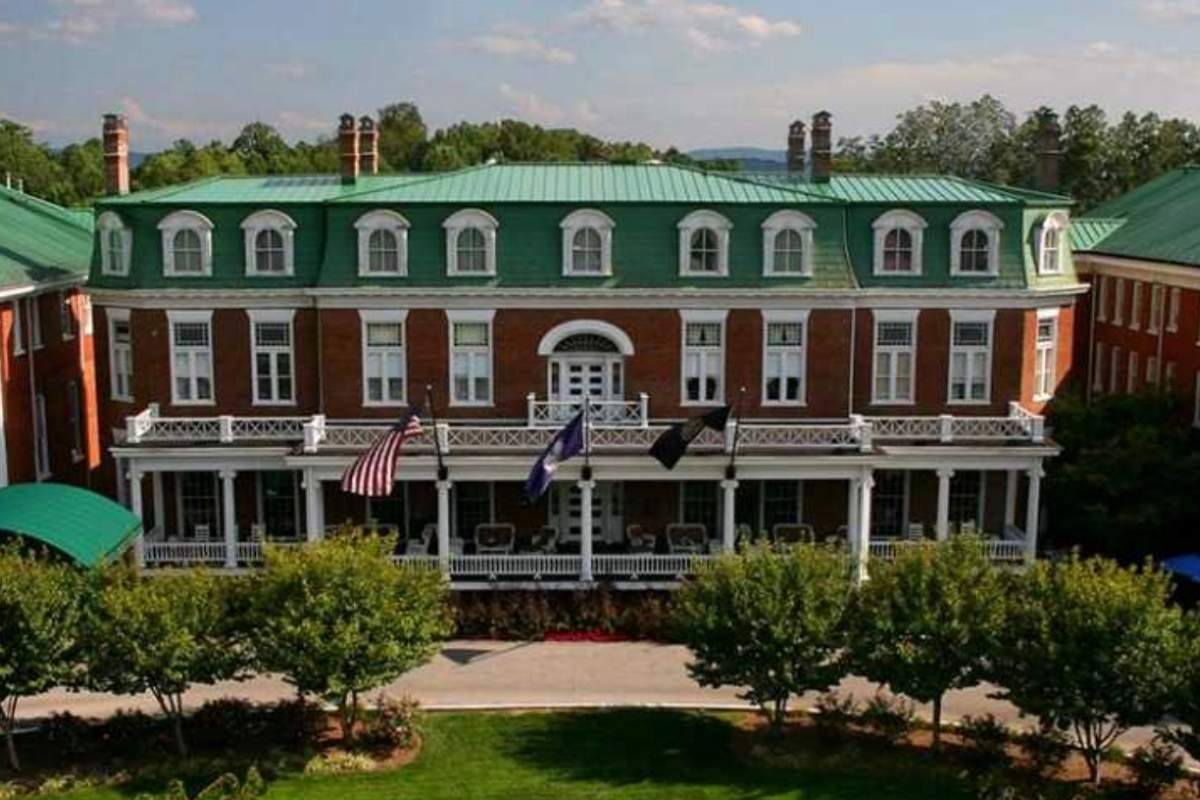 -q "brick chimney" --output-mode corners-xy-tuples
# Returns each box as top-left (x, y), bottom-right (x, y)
(810, 111), (833, 183)
(1034, 110), (1062, 193)
(786, 120), (806, 175)
(358, 116), (379, 175)
(102, 113), (130, 196)
(338, 113), (359, 184)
